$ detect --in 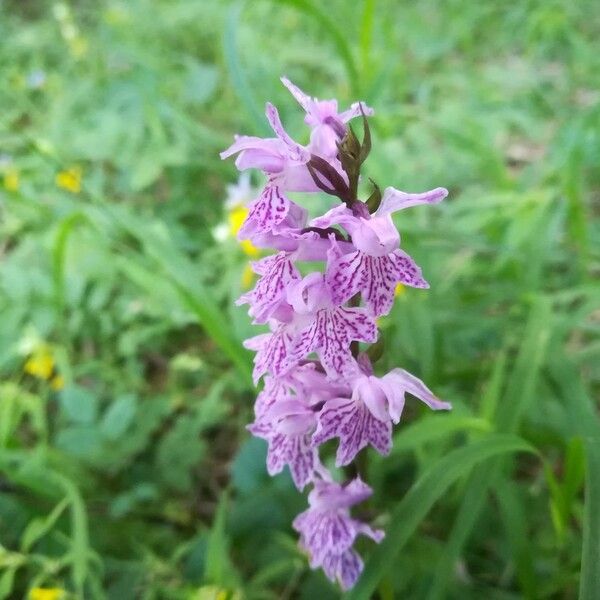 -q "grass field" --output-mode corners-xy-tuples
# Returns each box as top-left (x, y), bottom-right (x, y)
(0, 1), (599, 598)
